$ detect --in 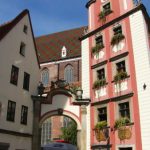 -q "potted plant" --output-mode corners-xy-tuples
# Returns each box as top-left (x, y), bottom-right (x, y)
(93, 78), (106, 89)
(98, 11), (106, 23)
(111, 33), (125, 46)
(92, 43), (104, 55)
(114, 117), (132, 140)
(94, 121), (108, 142)
(114, 71), (128, 83)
